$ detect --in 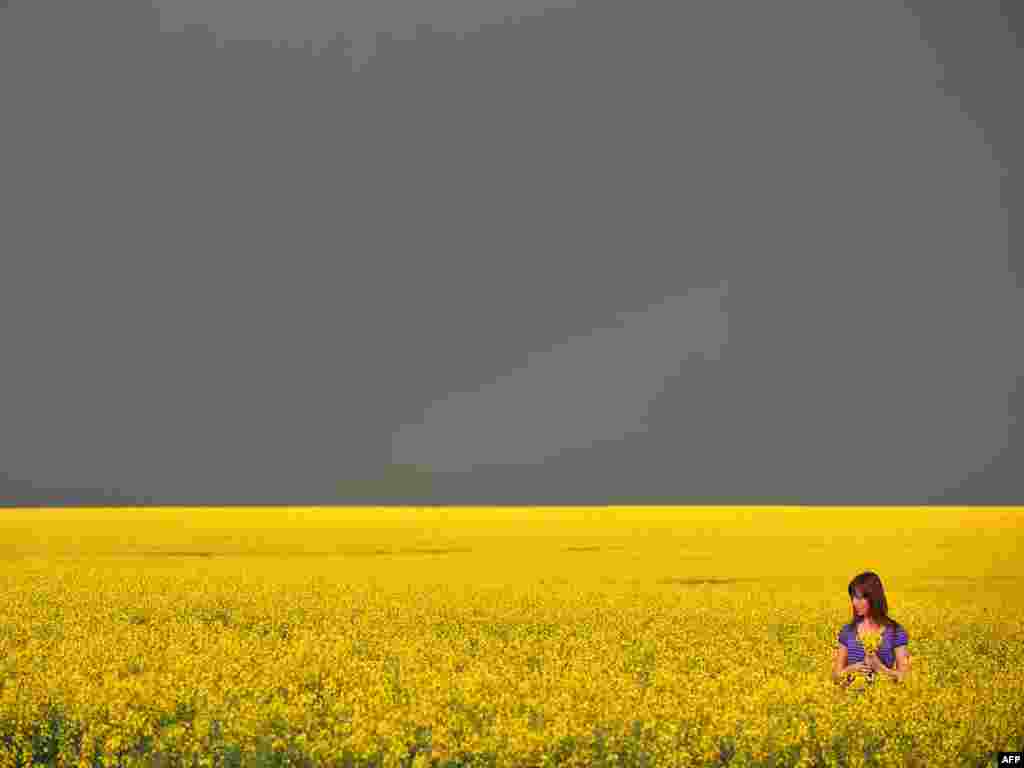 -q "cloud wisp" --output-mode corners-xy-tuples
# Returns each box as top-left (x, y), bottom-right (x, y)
(392, 282), (729, 473)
